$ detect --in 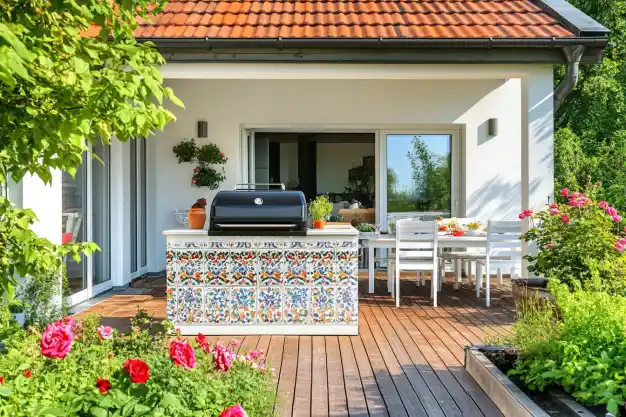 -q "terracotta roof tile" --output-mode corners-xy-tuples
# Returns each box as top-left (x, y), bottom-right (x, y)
(135, 0), (575, 39)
